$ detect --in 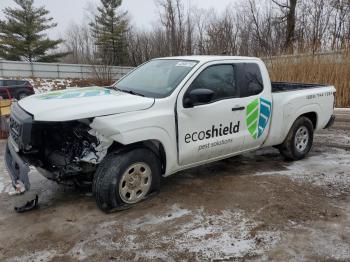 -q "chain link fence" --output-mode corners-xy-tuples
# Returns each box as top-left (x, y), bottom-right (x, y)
(0, 60), (133, 80)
